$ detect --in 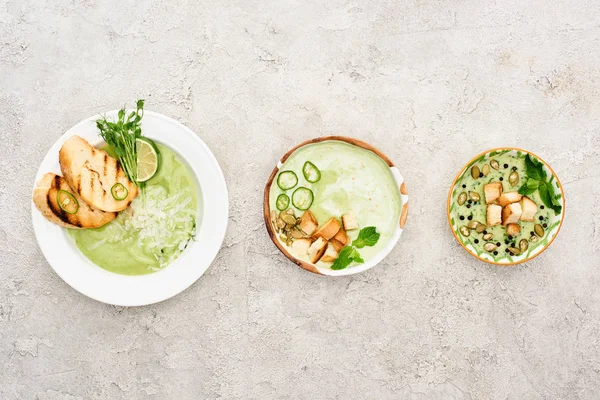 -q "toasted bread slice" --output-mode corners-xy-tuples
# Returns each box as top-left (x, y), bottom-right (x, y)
(506, 223), (521, 238)
(487, 204), (502, 226)
(59, 136), (138, 212)
(332, 227), (349, 246)
(312, 217), (341, 241)
(502, 203), (522, 226)
(497, 192), (522, 207)
(520, 196), (538, 222)
(484, 182), (503, 204)
(299, 210), (318, 236)
(33, 173), (117, 229)
(308, 237), (328, 263)
(330, 239), (346, 253)
(320, 243), (339, 263)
